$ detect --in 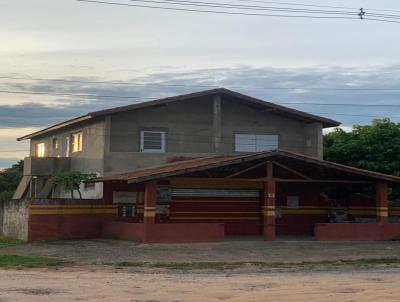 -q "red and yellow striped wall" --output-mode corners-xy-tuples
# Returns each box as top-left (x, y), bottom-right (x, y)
(28, 200), (117, 241)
